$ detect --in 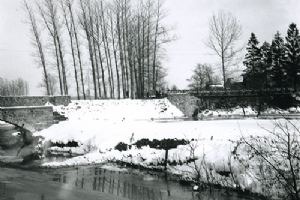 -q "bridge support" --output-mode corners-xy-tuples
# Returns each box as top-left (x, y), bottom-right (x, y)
(167, 94), (199, 117)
